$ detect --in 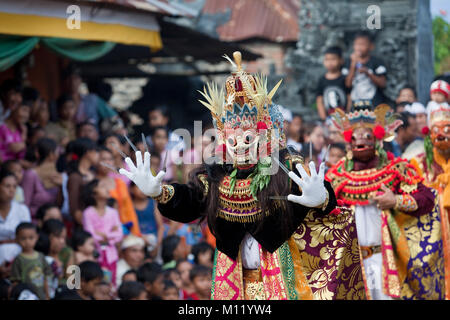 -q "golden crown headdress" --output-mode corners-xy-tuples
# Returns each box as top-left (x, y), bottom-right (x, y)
(198, 51), (285, 146)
